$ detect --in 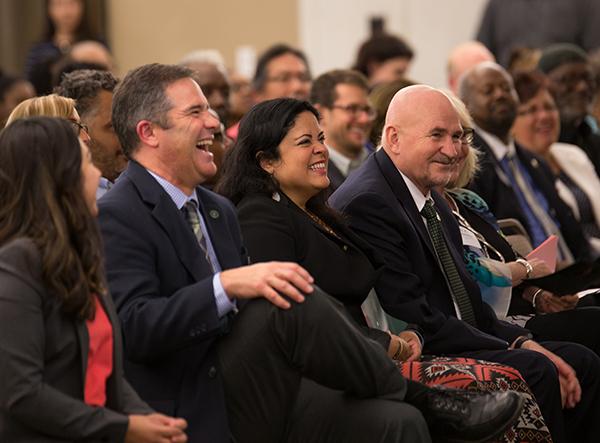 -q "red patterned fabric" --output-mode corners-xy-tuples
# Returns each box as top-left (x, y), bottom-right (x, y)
(399, 356), (552, 443)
